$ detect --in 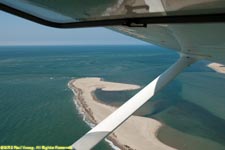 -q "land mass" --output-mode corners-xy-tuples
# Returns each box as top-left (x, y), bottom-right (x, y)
(68, 77), (176, 150)
(208, 63), (225, 74)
